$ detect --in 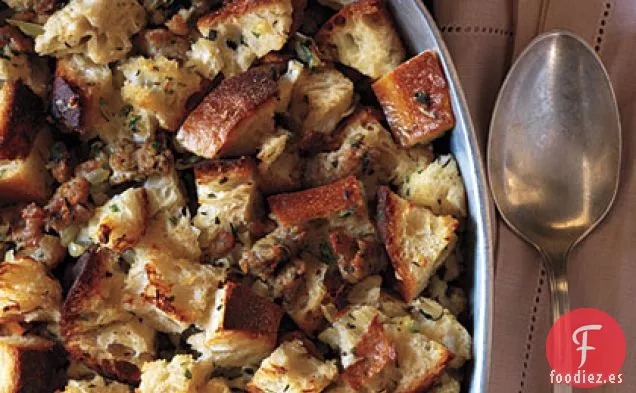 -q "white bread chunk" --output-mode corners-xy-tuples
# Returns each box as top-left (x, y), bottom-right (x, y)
(137, 355), (214, 393)
(377, 187), (458, 302)
(143, 169), (187, 217)
(429, 373), (461, 393)
(187, 37), (225, 80)
(62, 249), (156, 383)
(399, 154), (467, 217)
(0, 336), (66, 393)
(35, 0), (146, 64)
(0, 258), (62, 324)
(135, 208), (201, 261)
(289, 67), (354, 142)
(177, 68), (278, 158)
(123, 250), (225, 333)
(193, 158), (262, 257)
(119, 56), (202, 131)
(408, 298), (472, 368)
(83, 187), (149, 253)
(246, 339), (338, 393)
(61, 375), (131, 393)
(188, 281), (283, 367)
(384, 320), (452, 393)
(196, 0), (294, 76)
(0, 43), (49, 97)
(315, 0), (405, 79)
